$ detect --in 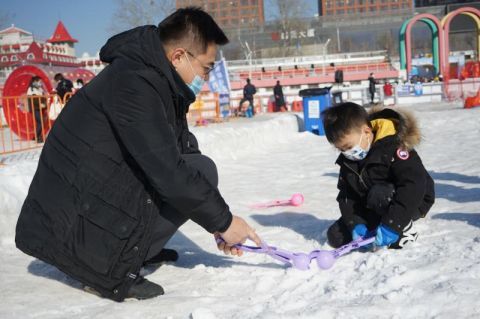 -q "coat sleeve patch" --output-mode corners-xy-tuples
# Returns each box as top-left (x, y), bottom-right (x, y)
(396, 148), (410, 160)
